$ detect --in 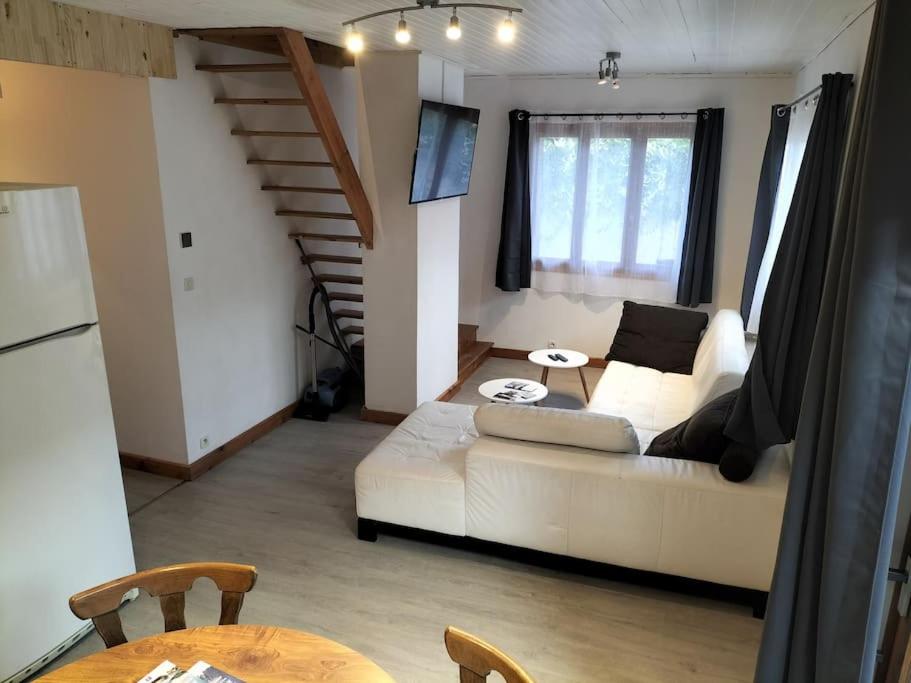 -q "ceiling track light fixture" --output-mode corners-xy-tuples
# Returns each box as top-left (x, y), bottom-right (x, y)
(395, 12), (412, 44)
(446, 8), (462, 40)
(342, 1), (524, 53)
(596, 51), (622, 90)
